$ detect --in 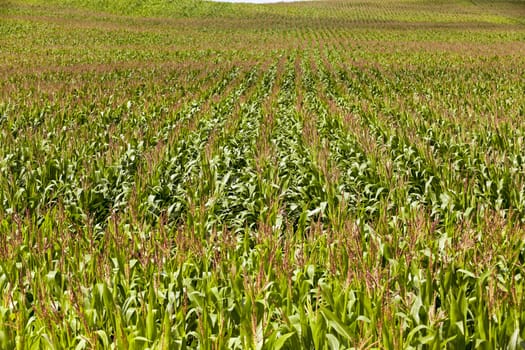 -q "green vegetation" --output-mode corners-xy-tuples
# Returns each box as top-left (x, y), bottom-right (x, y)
(1, 0), (525, 348)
